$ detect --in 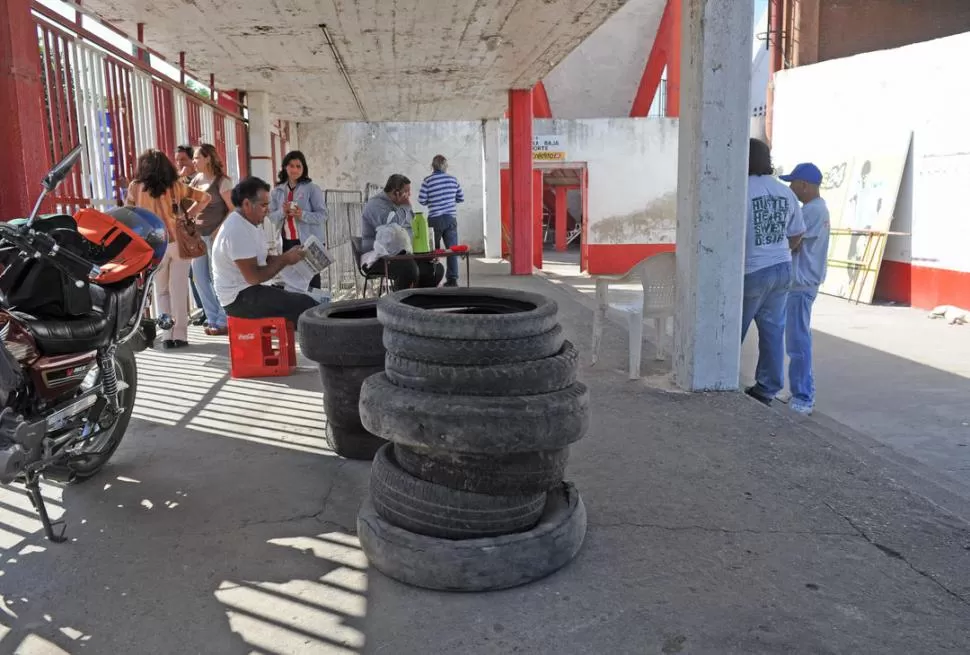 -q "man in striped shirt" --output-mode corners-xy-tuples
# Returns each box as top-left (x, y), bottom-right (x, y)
(418, 154), (465, 286)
